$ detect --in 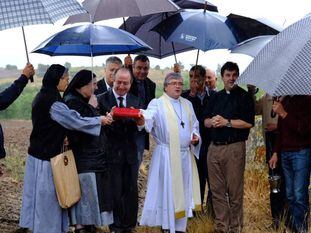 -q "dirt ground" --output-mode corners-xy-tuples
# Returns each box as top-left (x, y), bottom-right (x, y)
(0, 120), (150, 233)
(0, 120), (32, 233)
